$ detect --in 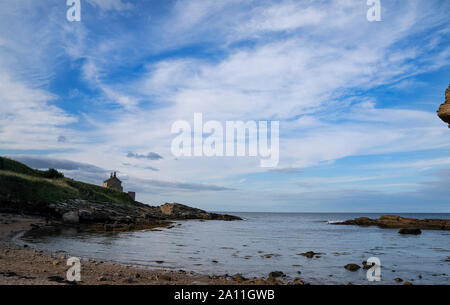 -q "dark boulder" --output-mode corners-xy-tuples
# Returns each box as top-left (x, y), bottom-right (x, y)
(268, 271), (285, 279)
(298, 251), (322, 258)
(345, 264), (361, 271)
(398, 228), (421, 235)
